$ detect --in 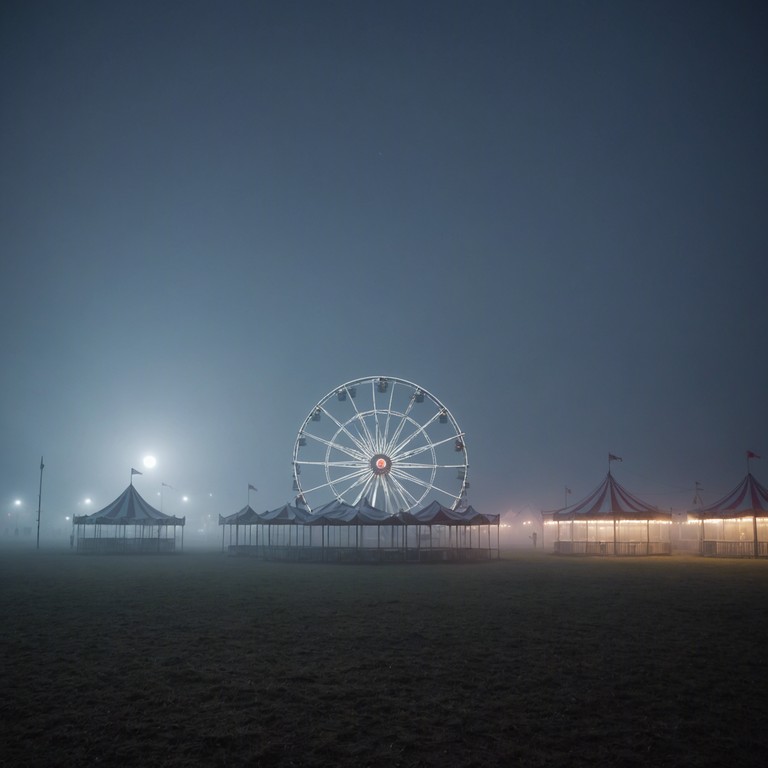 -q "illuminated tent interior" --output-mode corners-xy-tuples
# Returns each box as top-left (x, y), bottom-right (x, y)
(691, 472), (768, 558)
(219, 498), (500, 562)
(73, 484), (185, 553)
(543, 471), (672, 555)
